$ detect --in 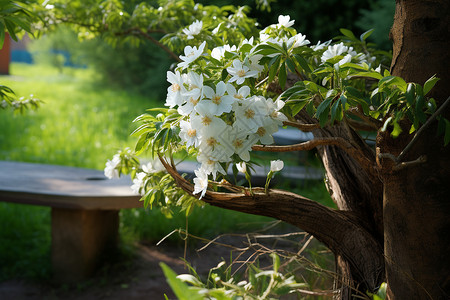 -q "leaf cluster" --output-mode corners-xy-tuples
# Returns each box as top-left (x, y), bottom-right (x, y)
(0, 0), (36, 48)
(161, 252), (308, 300)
